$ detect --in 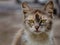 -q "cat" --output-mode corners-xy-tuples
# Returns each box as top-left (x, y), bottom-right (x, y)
(12, 1), (54, 45)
